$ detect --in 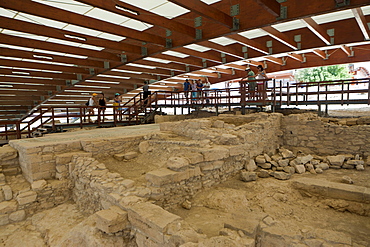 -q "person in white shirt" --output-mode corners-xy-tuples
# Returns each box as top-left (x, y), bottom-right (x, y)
(204, 78), (211, 104)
